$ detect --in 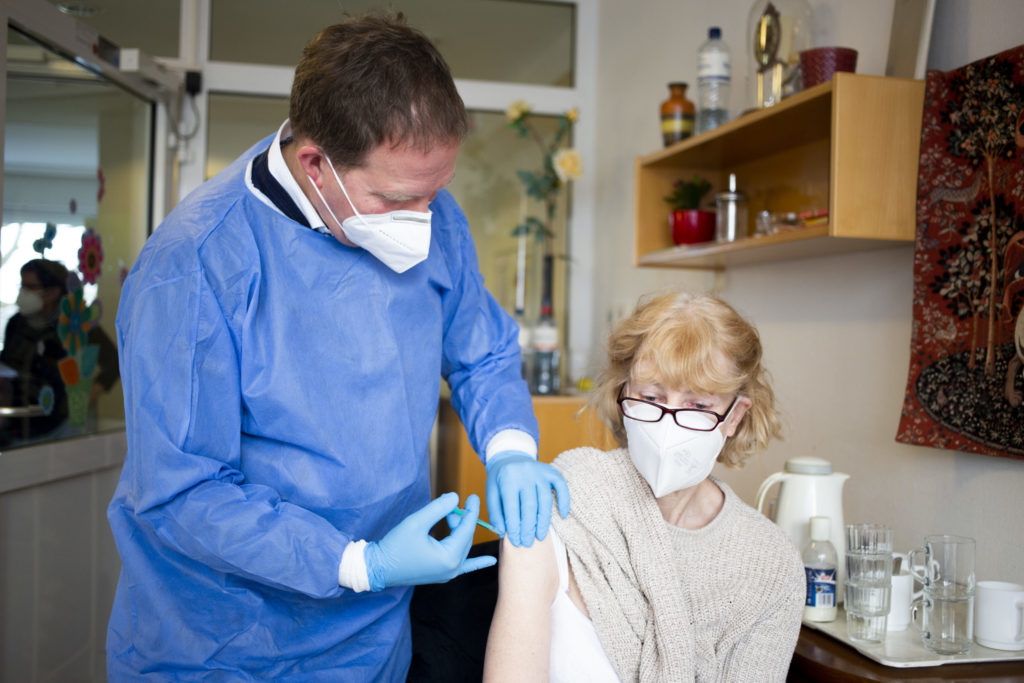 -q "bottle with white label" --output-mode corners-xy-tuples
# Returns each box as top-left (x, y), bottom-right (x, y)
(696, 26), (731, 134)
(531, 254), (560, 395)
(803, 515), (838, 622)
